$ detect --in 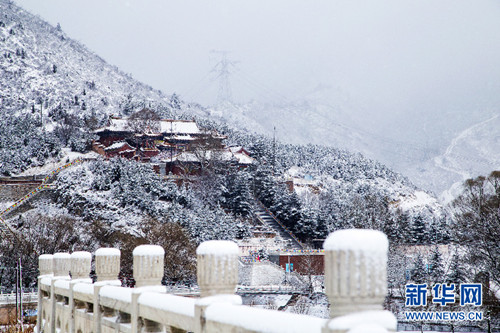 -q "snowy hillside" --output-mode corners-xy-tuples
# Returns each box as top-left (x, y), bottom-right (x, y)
(0, 0), (203, 119)
(207, 97), (371, 158)
(0, 0), (210, 174)
(209, 97), (500, 198)
(434, 114), (500, 202)
(0, 0), (448, 244)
